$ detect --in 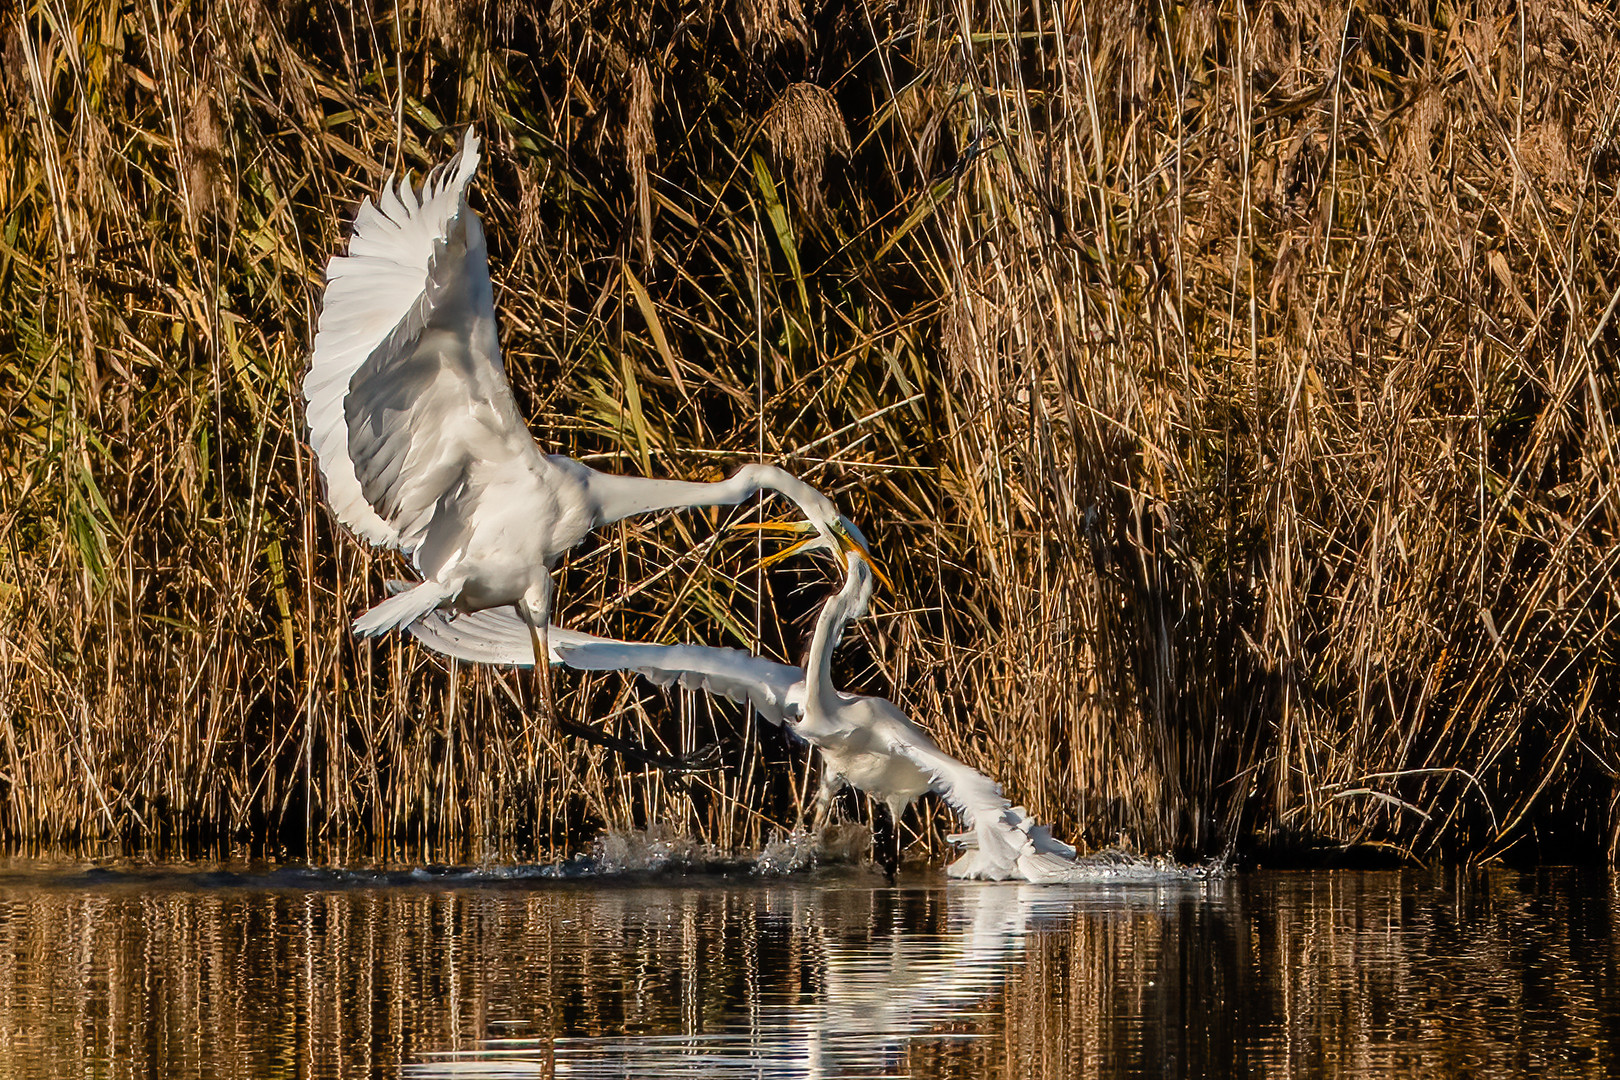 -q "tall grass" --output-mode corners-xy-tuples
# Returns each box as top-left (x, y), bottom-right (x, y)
(2, 0), (1617, 863)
